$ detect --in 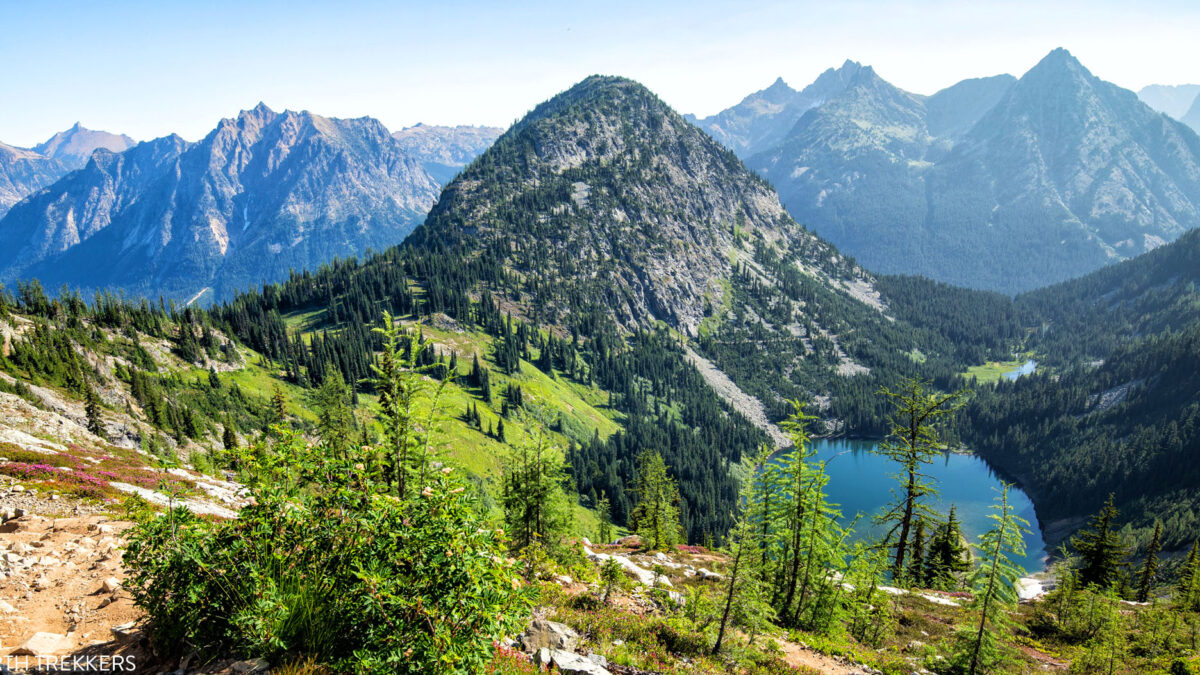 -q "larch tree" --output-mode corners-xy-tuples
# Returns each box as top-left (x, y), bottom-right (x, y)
(631, 450), (683, 550)
(874, 377), (963, 581)
(1136, 521), (1163, 603)
(953, 483), (1030, 675)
